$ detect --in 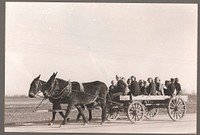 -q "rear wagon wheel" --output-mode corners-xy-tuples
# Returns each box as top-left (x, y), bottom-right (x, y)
(168, 96), (186, 121)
